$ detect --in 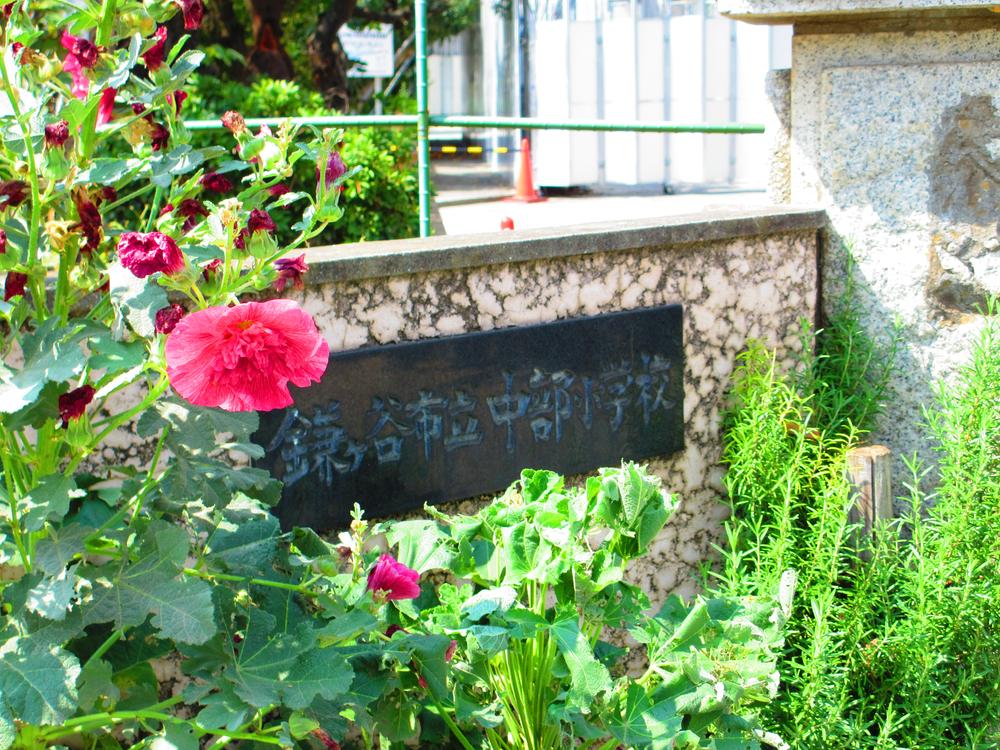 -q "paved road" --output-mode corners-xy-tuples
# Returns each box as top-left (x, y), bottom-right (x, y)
(431, 158), (770, 235)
